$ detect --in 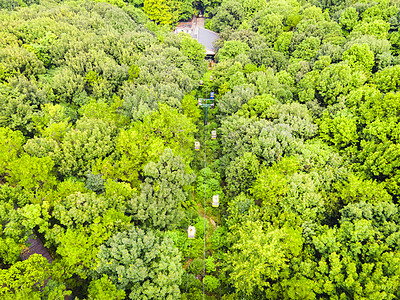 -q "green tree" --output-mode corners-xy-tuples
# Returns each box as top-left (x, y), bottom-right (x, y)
(43, 192), (130, 281)
(79, 97), (129, 129)
(178, 0), (194, 21)
(181, 93), (201, 122)
(334, 174), (392, 205)
(372, 64), (400, 93)
(292, 37), (320, 60)
(97, 226), (184, 299)
(342, 43), (375, 74)
(318, 110), (359, 152)
(225, 152), (259, 196)
(273, 102), (317, 139)
(136, 103), (197, 162)
(203, 275), (219, 292)
(88, 275), (126, 300)
(0, 254), (70, 299)
(219, 115), (298, 174)
(311, 201), (400, 299)
(0, 46), (45, 77)
(275, 32), (293, 55)
(212, 1), (244, 32)
(0, 85), (39, 136)
(144, 0), (179, 25)
(217, 40), (250, 61)
(225, 220), (303, 297)
(0, 127), (25, 178)
(59, 117), (116, 177)
(128, 64), (140, 82)
(249, 45), (289, 70)
(128, 148), (195, 230)
(180, 34), (206, 65)
(218, 84), (255, 116)
(256, 13), (283, 45)
(250, 156), (298, 215)
(48, 67), (85, 104)
(339, 7), (359, 33)
(7, 155), (57, 197)
(95, 126), (164, 186)
(344, 90), (400, 195)
(32, 103), (71, 142)
(196, 167), (224, 204)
